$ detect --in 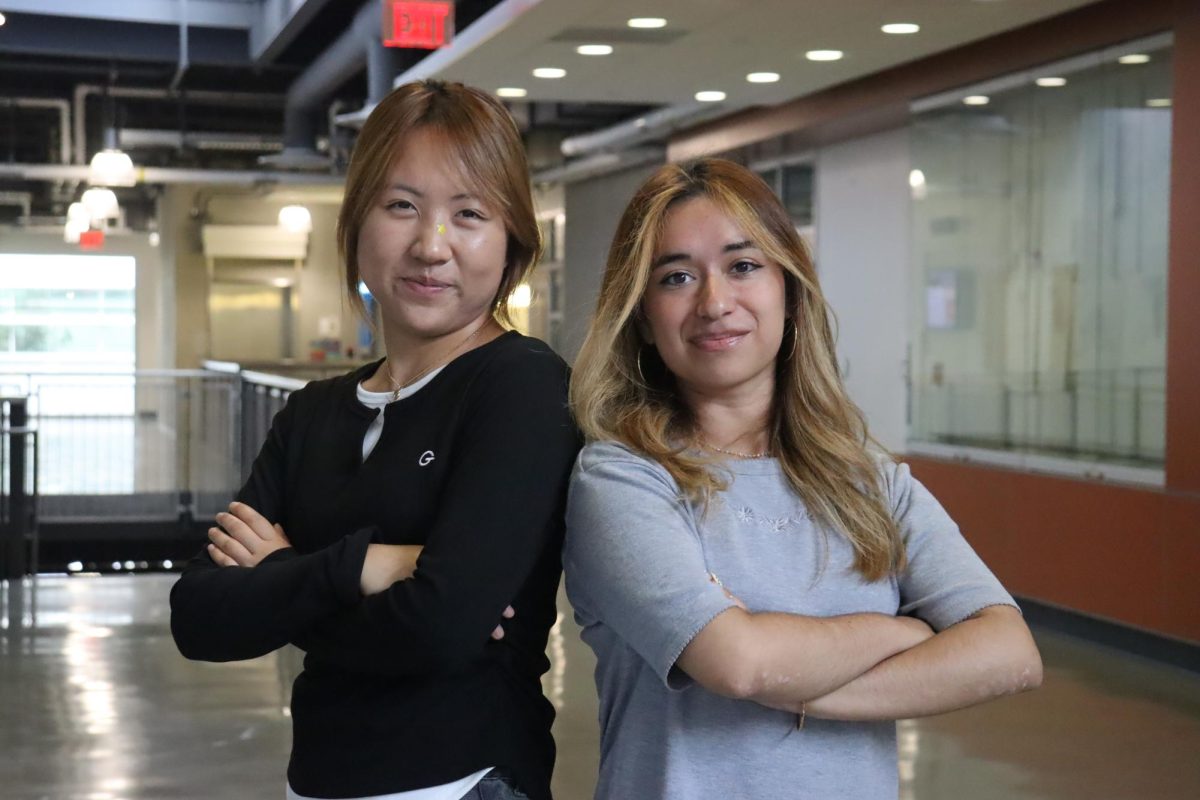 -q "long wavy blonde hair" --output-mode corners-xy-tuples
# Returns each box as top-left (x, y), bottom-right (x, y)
(570, 158), (903, 580)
